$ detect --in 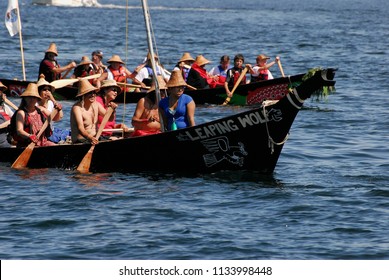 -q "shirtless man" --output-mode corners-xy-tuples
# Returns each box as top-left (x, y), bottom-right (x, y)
(70, 79), (116, 144)
(131, 76), (167, 137)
